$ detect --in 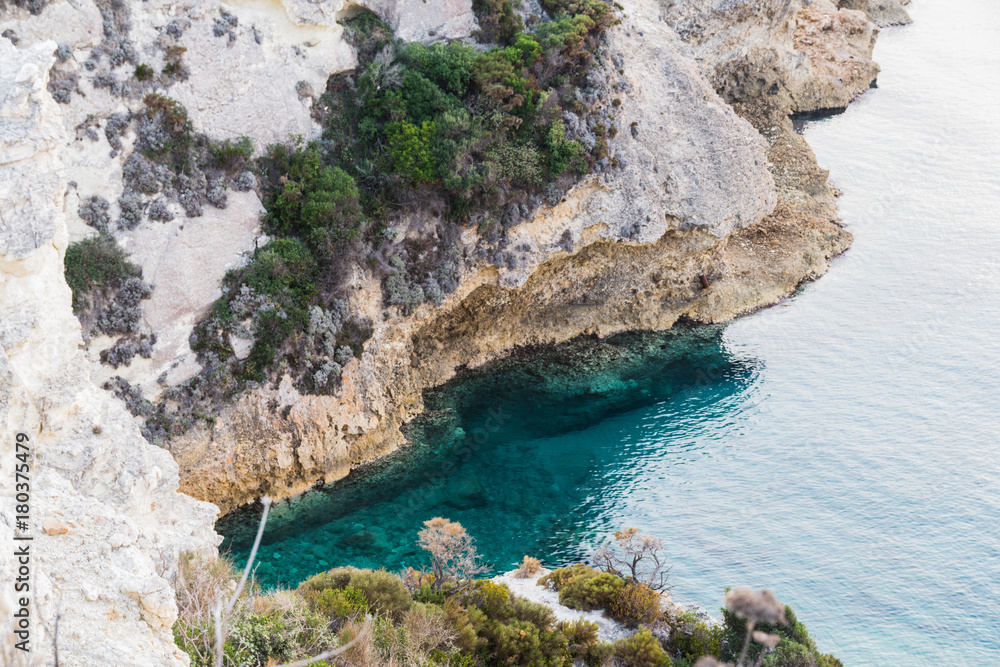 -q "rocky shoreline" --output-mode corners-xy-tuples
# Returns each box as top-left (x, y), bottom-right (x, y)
(167, 0), (881, 515)
(0, 0), (908, 663)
